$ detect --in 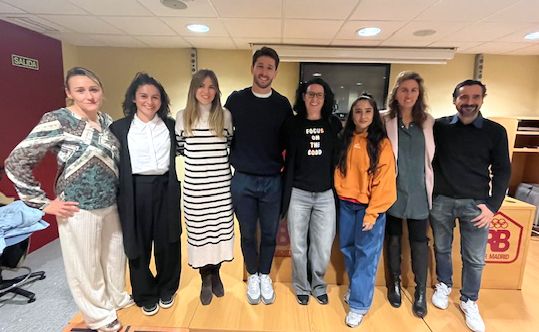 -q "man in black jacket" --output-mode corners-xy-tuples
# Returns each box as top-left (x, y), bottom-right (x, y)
(430, 79), (511, 332)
